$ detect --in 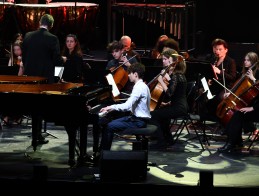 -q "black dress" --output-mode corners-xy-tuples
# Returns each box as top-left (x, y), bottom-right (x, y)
(150, 73), (188, 145)
(62, 52), (83, 83)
